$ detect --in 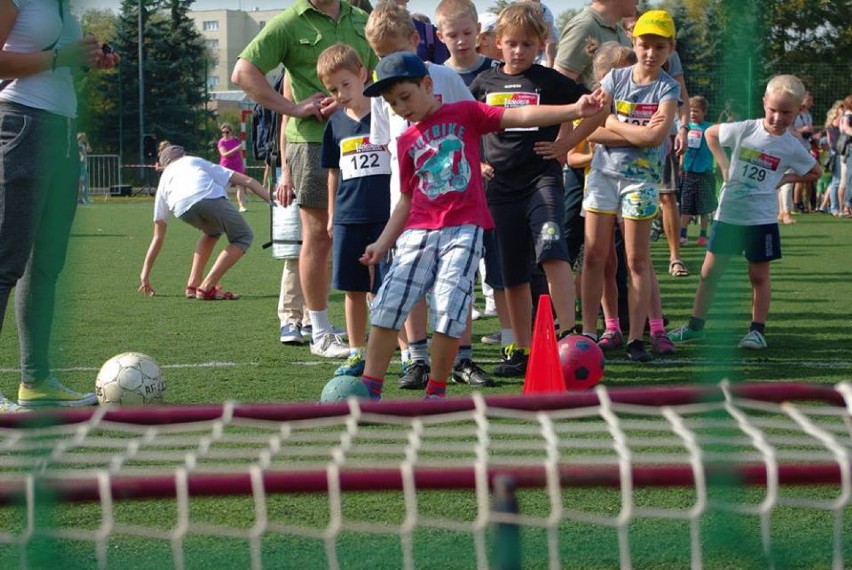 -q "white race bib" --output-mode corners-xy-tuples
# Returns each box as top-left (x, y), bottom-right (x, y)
(614, 101), (659, 127)
(485, 91), (540, 131)
(687, 129), (702, 149)
(339, 136), (391, 181)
